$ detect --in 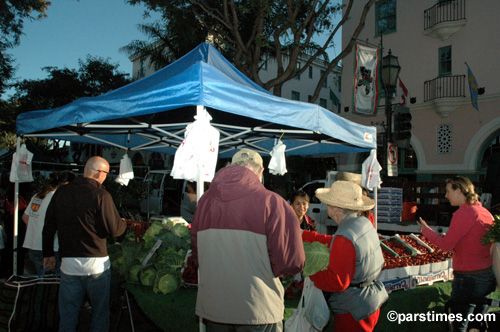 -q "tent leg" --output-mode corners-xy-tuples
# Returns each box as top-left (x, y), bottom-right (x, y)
(13, 136), (21, 276)
(374, 187), (378, 230)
